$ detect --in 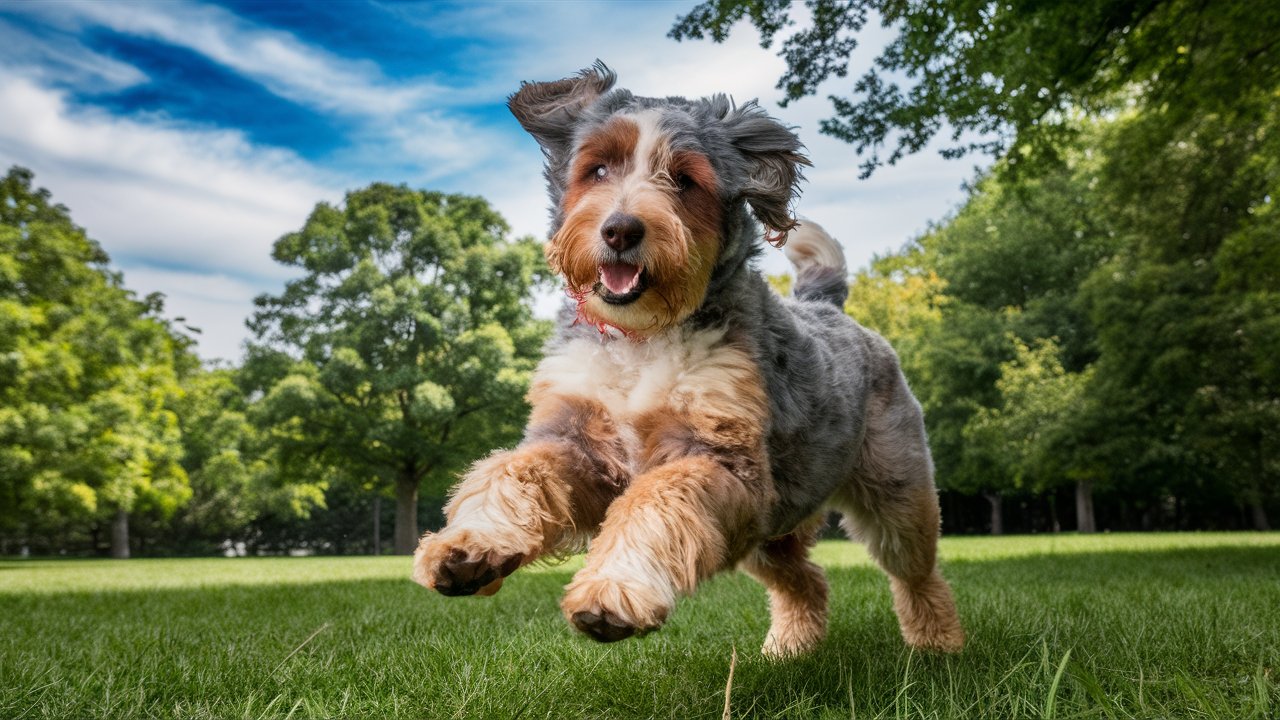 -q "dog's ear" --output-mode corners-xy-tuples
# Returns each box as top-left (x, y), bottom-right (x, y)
(509, 61), (616, 156)
(722, 102), (811, 242)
